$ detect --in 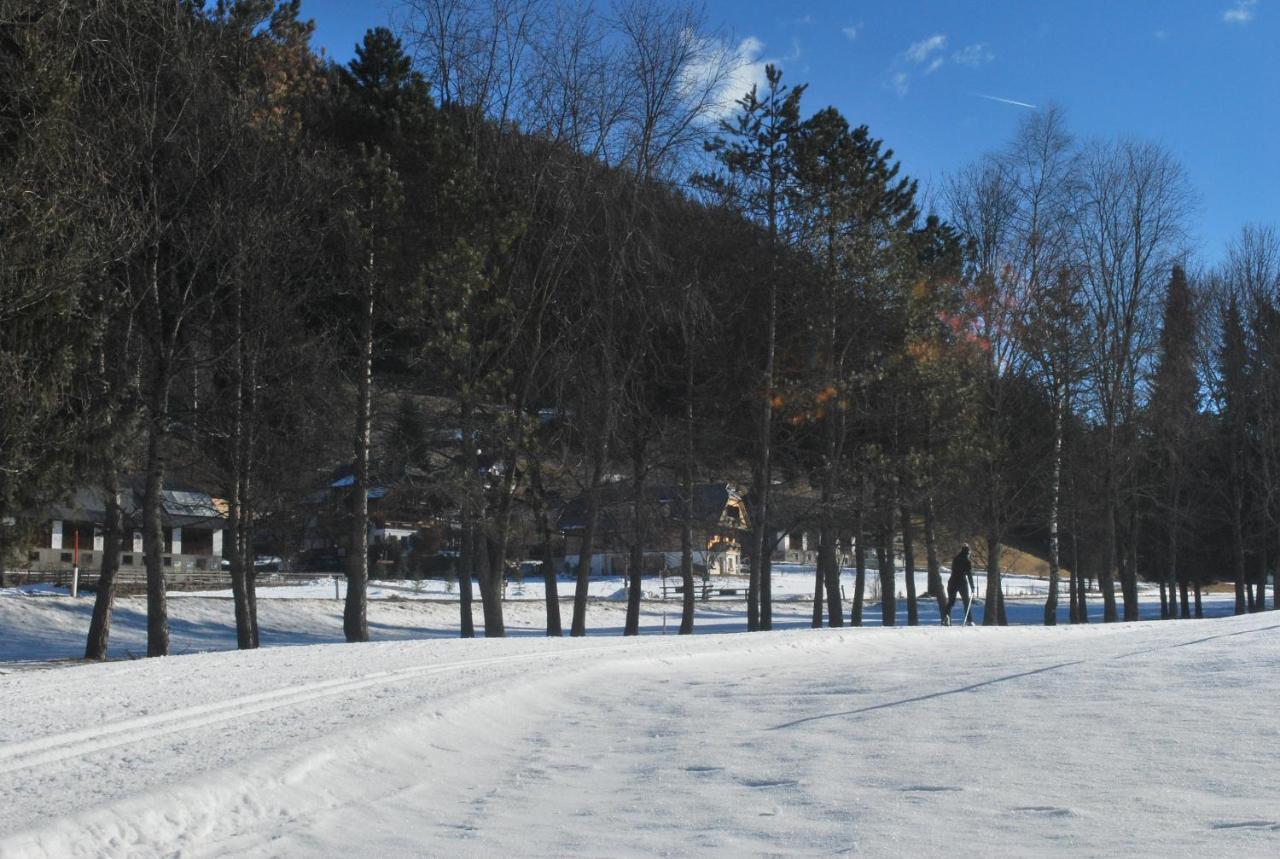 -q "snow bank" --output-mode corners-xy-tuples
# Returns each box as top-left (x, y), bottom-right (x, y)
(0, 571), (1253, 664)
(1, 610), (1278, 856)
